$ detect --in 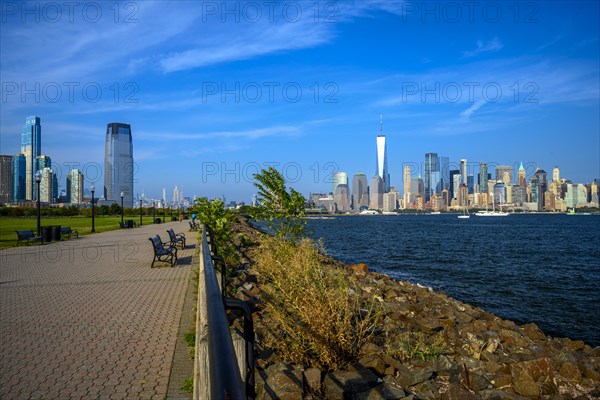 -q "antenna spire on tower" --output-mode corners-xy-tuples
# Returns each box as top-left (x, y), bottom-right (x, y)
(380, 114), (383, 134)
